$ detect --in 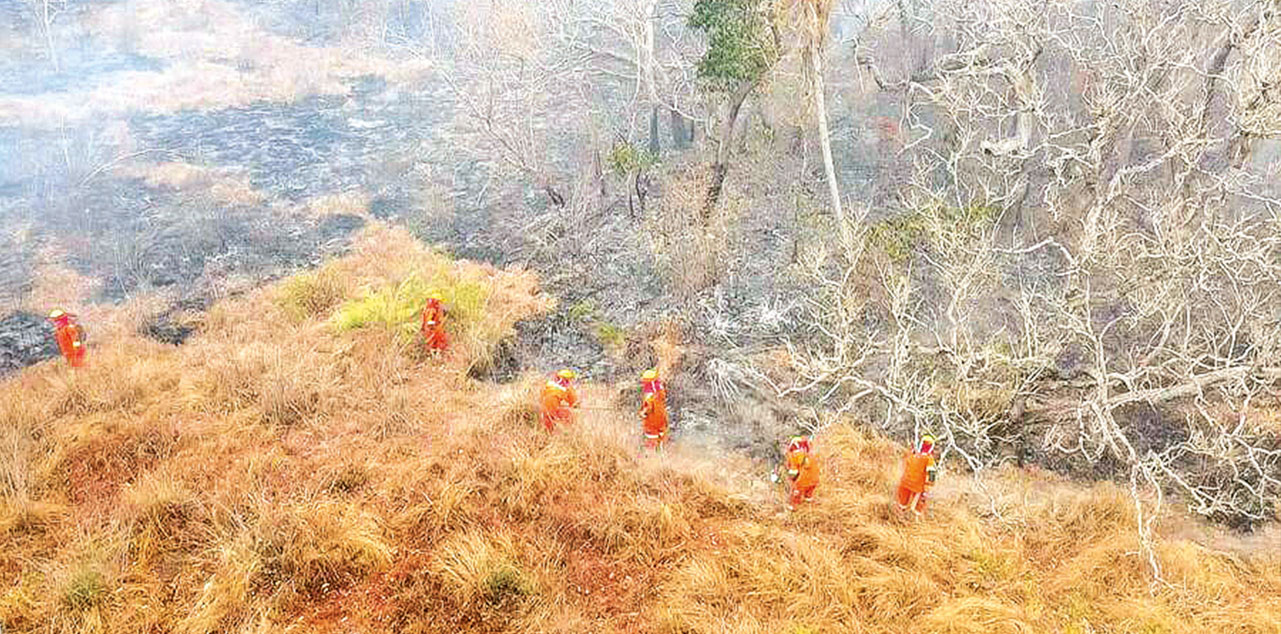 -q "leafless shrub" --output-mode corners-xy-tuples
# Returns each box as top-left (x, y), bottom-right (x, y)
(647, 167), (742, 297)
